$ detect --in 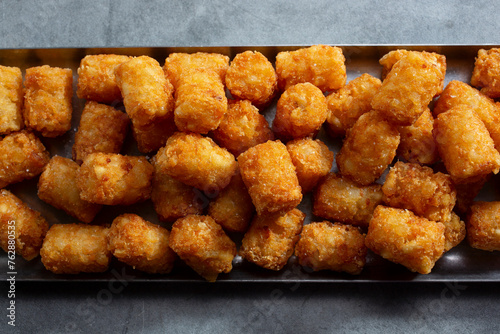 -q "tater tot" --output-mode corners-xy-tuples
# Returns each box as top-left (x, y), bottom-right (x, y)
(208, 169), (254, 233)
(382, 161), (456, 223)
(239, 208), (305, 271)
(273, 82), (328, 141)
(72, 101), (130, 164)
(433, 80), (500, 150)
(365, 206), (445, 274)
(295, 221), (367, 275)
(225, 50), (278, 106)
(0, 65), (24, 134)
(325, 73), (382, 137)
(23, 65), (73, 137)
(0, 189), (49, 261)
(114, 56), (174, 129)
(107, 214), (177, 274)
(442, 212), (466, 252)
(286, 138), (334, 193)
(173, 68), (228, 134)
(163, 52), (230, 87)
(38, 156), (102, 223)
(76, 54), (131, 103)
(313, 173), (383, 227)
(155, 132), (237, 192)
(471, 48), (500, 99)
(77, 153), (154, 205)
(467, 201), (500, 251)
(131, 112), (177, 154)
(275, 44), (346, 92)
(336, 110), (400, 186)
(151, 157), (204, 223)
(433, 105), (500, 184)
(396, 108), (439, 165)
(454, 176), (489, 214)
(169, 215), (236, 282)
(371, 51), (444, 126)
(211, 100), (274, 157)
(0, 130), (50, 188)
(40, 223), (110, 274)
(238, 140), (302, 215)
